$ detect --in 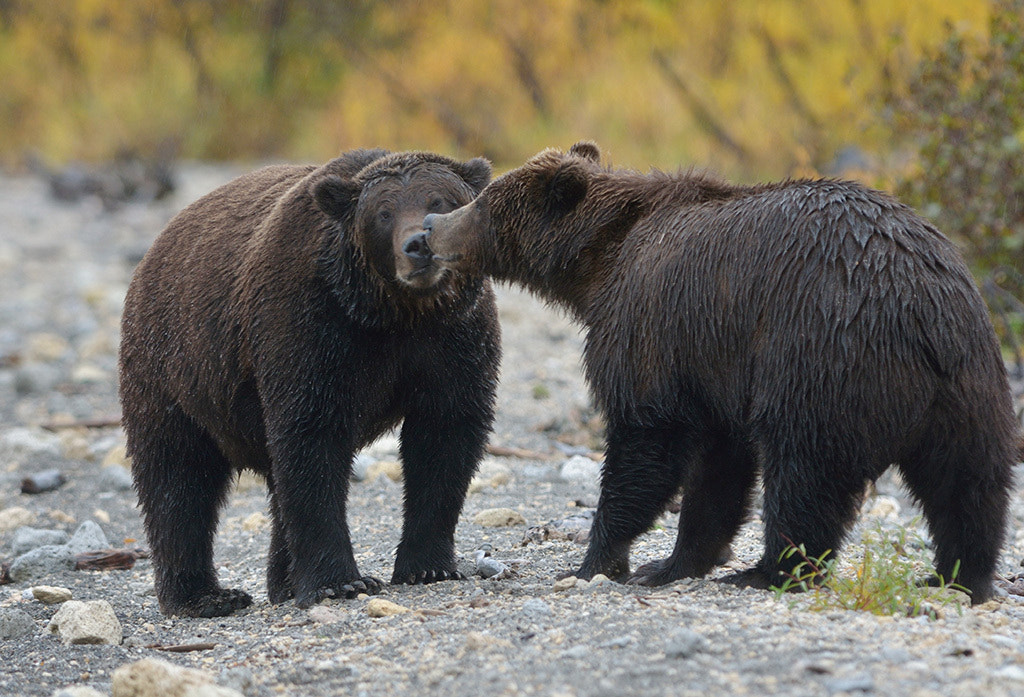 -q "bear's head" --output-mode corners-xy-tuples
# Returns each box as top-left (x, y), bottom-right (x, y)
(419, 141), (601, 285)
(310, 151), (492, 292)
